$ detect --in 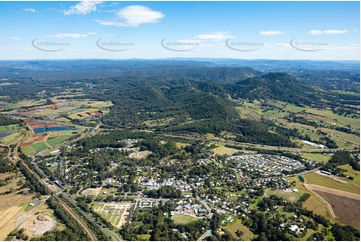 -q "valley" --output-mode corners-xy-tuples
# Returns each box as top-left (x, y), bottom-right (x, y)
(0, 60), (359, 241)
